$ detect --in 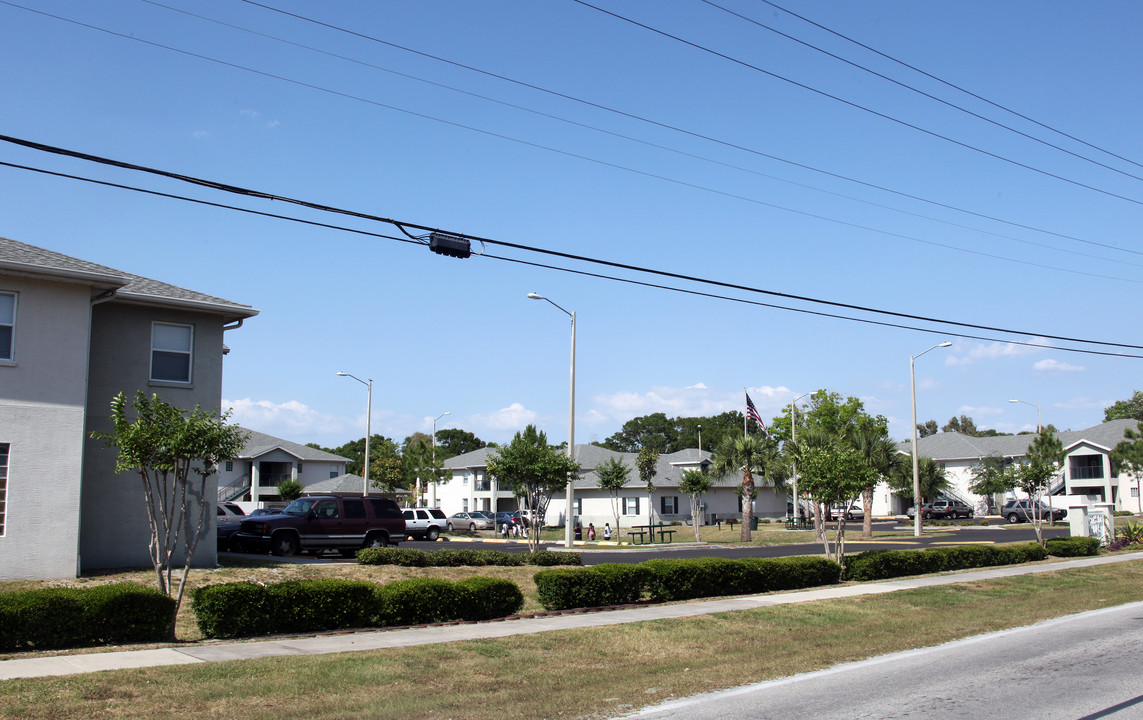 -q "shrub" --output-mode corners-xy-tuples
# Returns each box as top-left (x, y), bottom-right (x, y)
(1114, 510), (1136, 517)
(1045, 537), (1102, 557)
(269, 579), (377, 633)
(1116, 521), (1143, 545)
(0, 584), (174, 651)
(455, 577), (525, 620)
(376, 578), (466, 627)
(528, 550), (582, 566)
(846, 543), (1049, 581)
(743, 556), (841, 591)
(357, 547), (532, 567)
(357, 547), (428, 566)
(534, 568), (616, 610)
(431, 548), (483, 566)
